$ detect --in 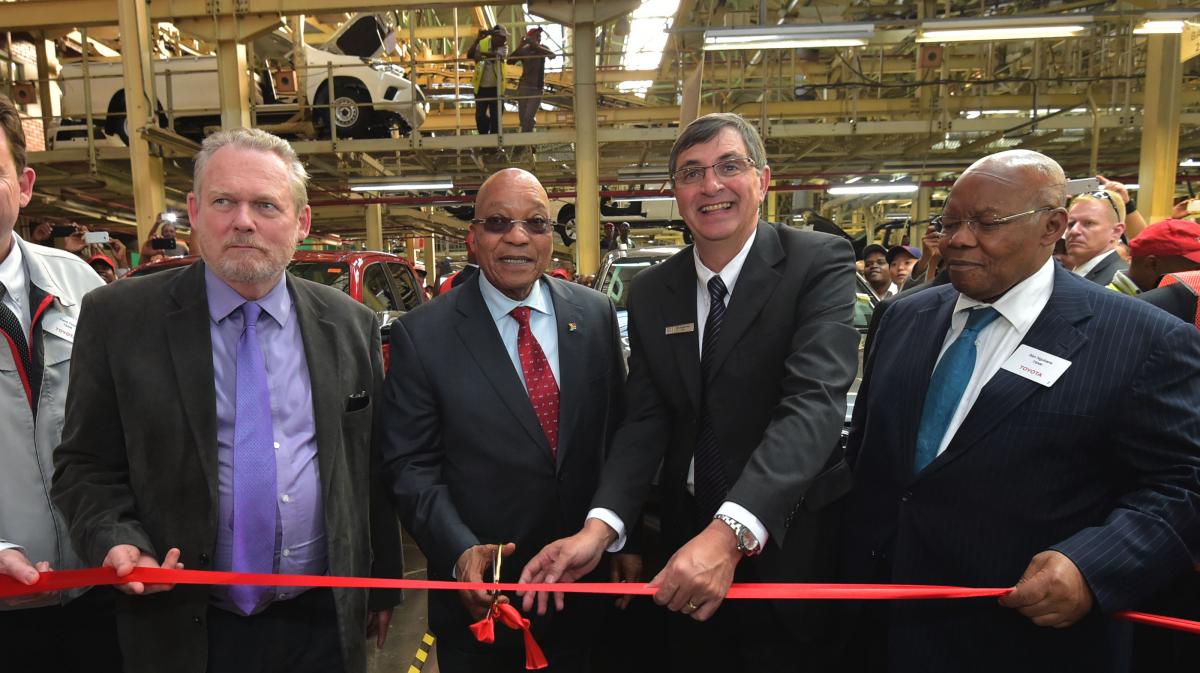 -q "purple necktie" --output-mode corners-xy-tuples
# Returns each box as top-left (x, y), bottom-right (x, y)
(230, 302), (278, 614)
